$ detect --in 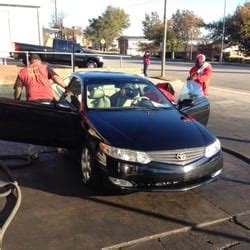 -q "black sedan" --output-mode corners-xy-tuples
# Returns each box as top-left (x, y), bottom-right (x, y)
(0, 72), (223, 191)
